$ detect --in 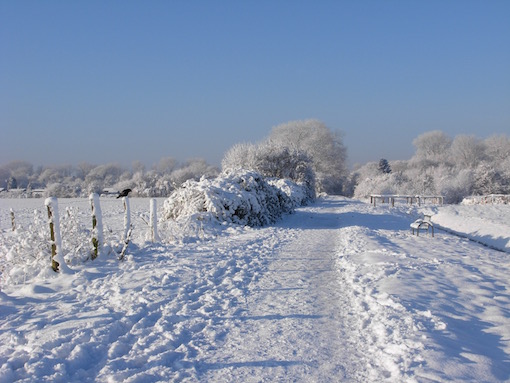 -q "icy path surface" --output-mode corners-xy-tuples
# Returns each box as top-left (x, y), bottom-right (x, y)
(1, 197), (510, 382)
